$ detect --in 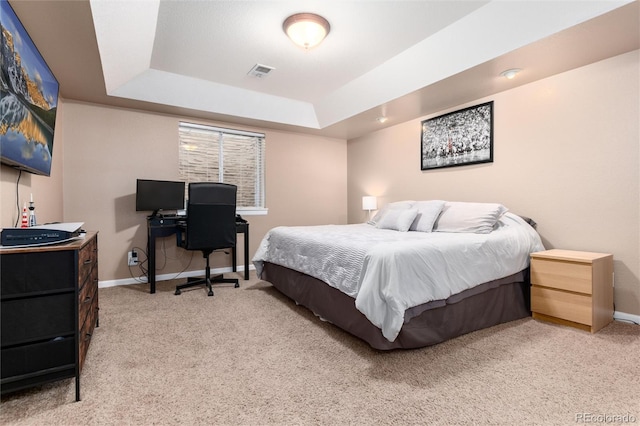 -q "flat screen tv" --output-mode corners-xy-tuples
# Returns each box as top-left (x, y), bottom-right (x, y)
(0, 0), (59, 177)
(136, 179), (185, 217)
